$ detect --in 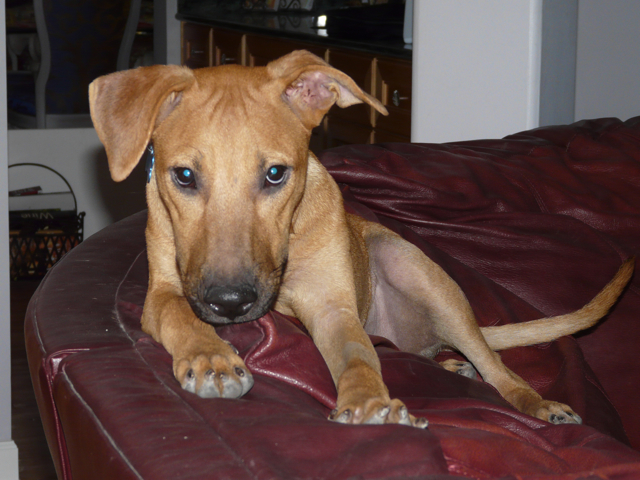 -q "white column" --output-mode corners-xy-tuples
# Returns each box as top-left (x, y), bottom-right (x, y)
(0, 443), (19, 480)
(411, 0), (577, 143)
(0, 0), (20, 475)
(154, 0), (181, 65)
(575, 0), (640, 121)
